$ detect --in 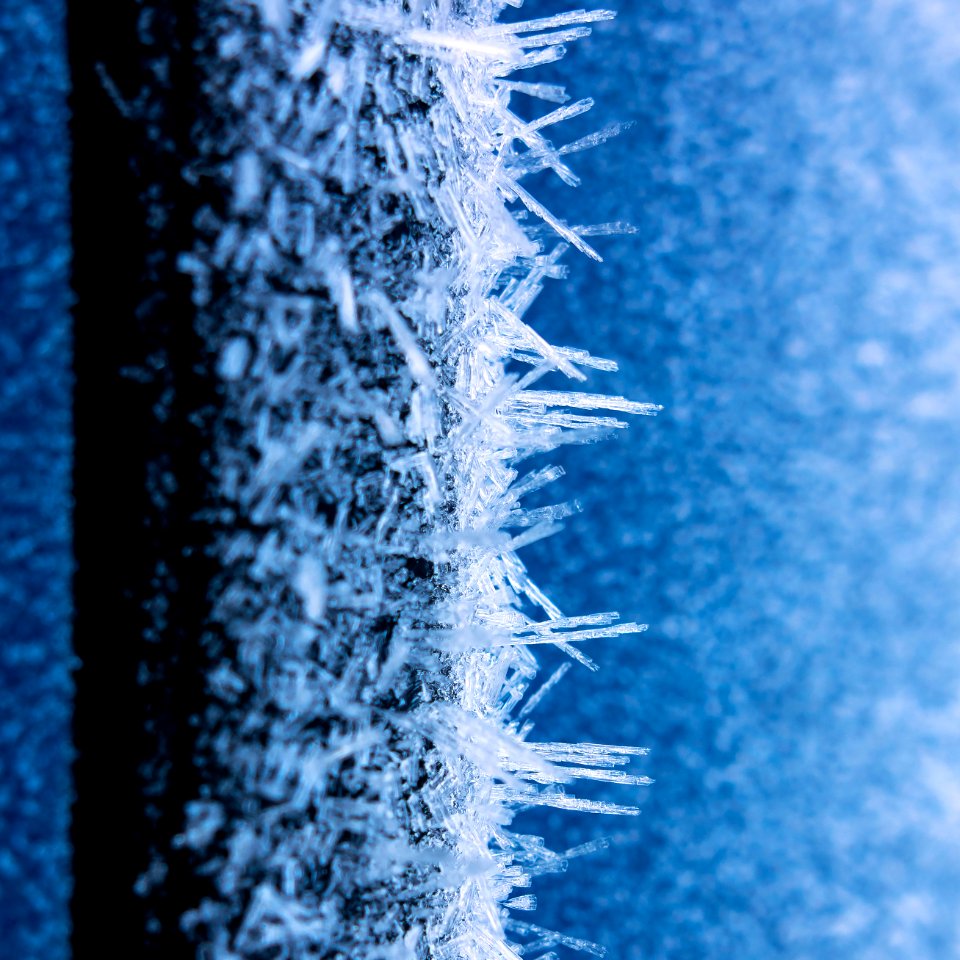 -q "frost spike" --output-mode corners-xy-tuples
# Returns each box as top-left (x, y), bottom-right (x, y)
(511, 183), (603, 261)
(515, 27), (594, 50)
(521, 98), (594, 136)
(497, 622), (648, 646)
(518, 663), (572, 718)
(479, 9), (617, 36)
(494, 789), (641, 818)
(498, 80), (571, 103)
